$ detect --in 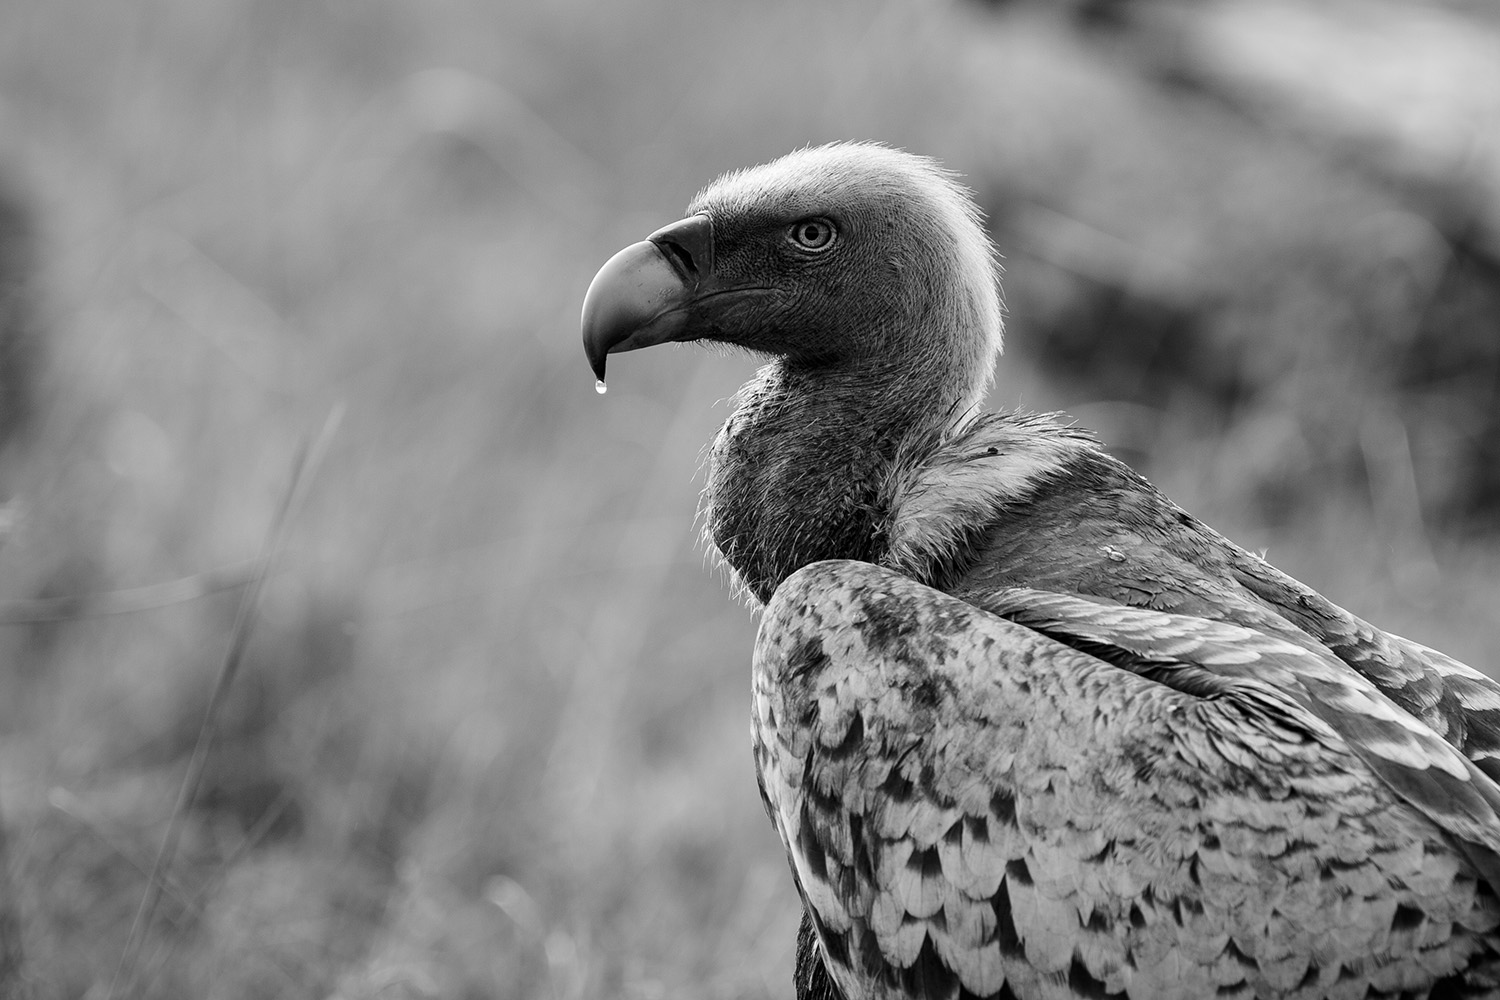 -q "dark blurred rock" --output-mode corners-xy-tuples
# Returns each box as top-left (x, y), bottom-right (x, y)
(0, 174), (36, 454)
(972, 0), (1500, 537)
(1392, 237), (1500, 533)
(989, 191), (1500, 537)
